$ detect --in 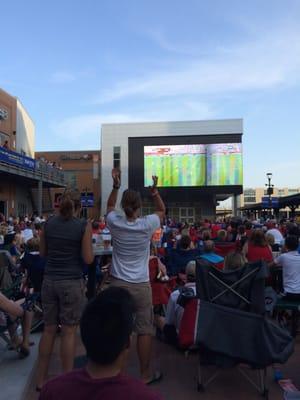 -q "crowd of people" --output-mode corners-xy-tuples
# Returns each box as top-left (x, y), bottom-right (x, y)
(0, 169), (300, 399)
(37, 157), (63, 170)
